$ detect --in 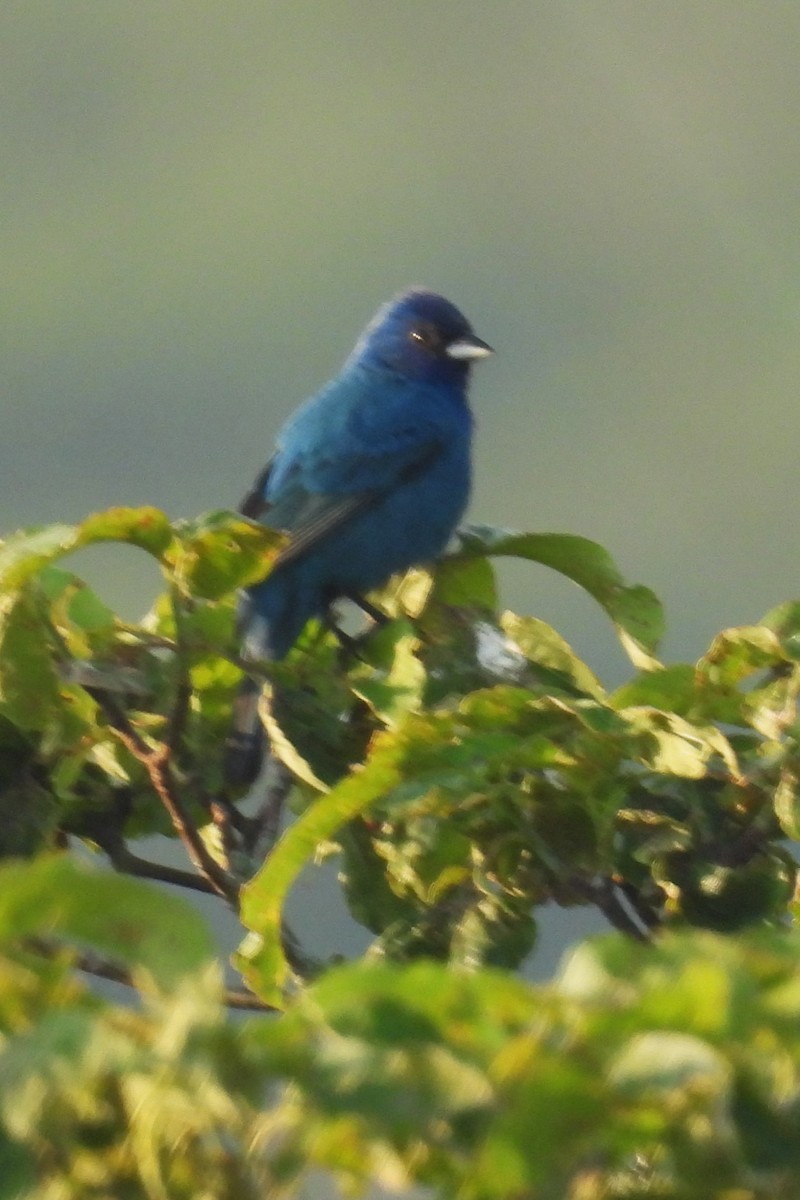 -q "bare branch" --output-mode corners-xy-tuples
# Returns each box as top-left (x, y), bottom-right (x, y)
(210, 799), (238, 873)
(570, 875), (652, 943)
(616, 879), (663, 931)
(26, 937), (277, 1012)
(281, 920), (323, 981)
(166, 677), (193, 757)
(88, 688), (239, 907)
(101, 836), (217, 895)
(165, 586), (192, 756)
